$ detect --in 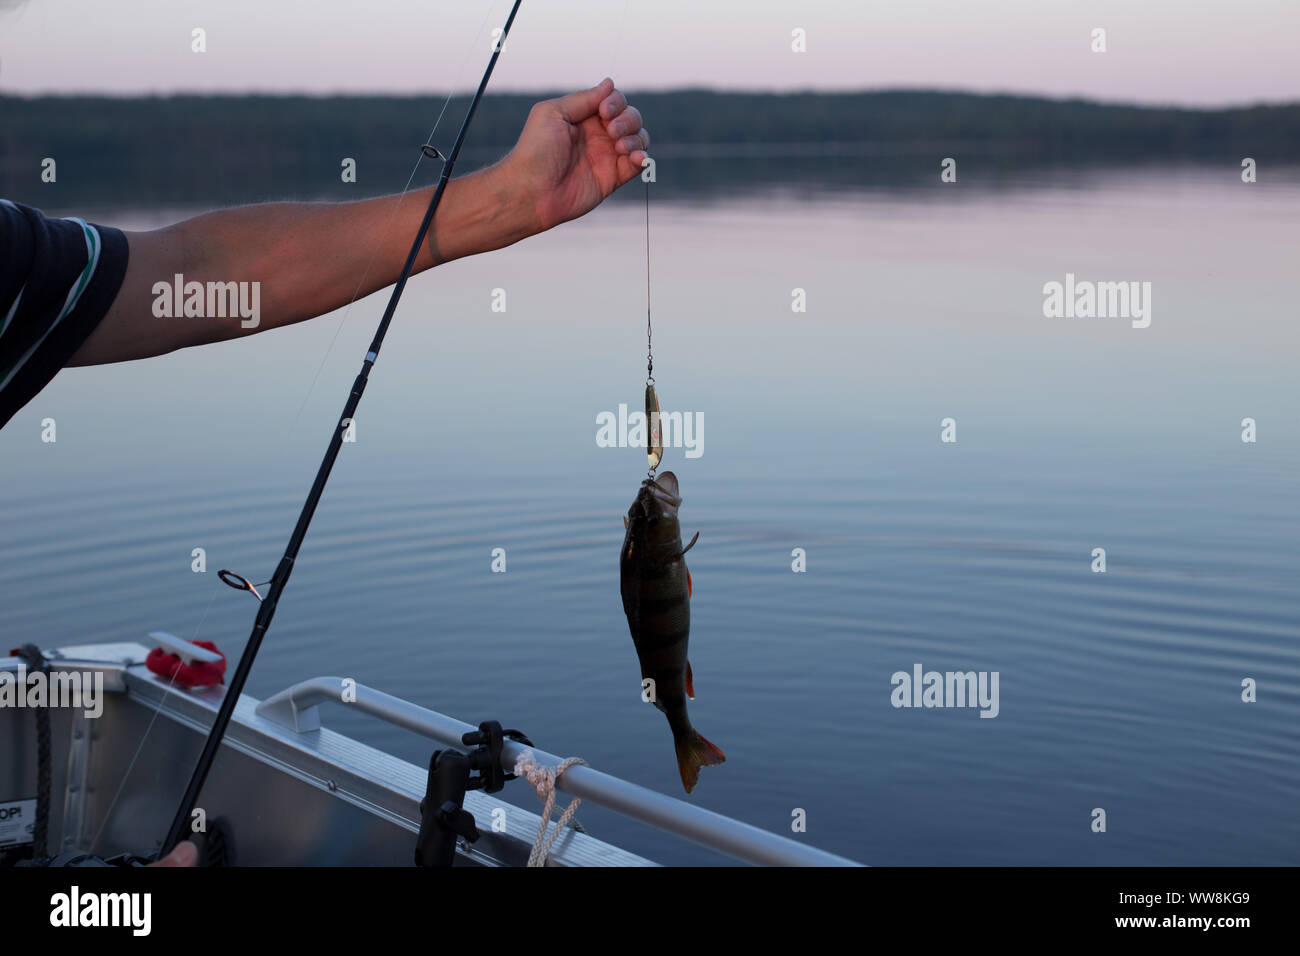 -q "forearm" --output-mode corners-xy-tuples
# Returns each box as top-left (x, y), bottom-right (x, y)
(71, 162), (538, 364)
(199, 161), (538, 327)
